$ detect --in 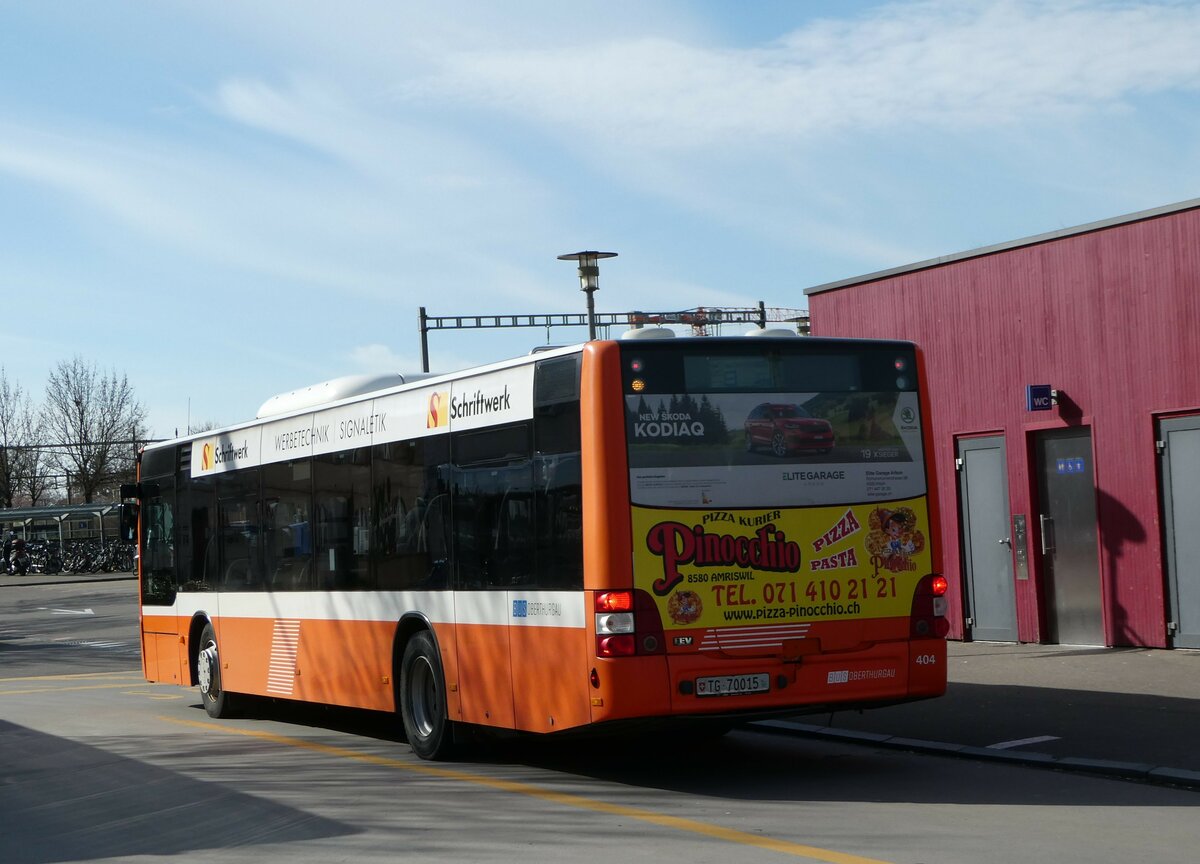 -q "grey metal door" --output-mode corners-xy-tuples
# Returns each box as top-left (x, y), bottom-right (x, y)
(1035, 428), (1104, 645)
(1160, 416), (1200, 648)
(957, 436), (1018, 641)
